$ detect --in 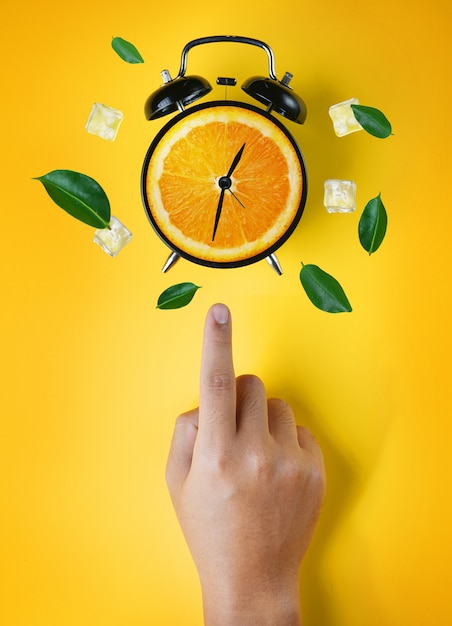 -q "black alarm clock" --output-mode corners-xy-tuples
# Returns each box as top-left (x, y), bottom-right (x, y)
(141, 35), (307, 274)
